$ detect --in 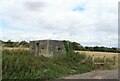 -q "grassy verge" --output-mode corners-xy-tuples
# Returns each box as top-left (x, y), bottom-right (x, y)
(2, 49), (94, 80)
(2, 49), (115, 80)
